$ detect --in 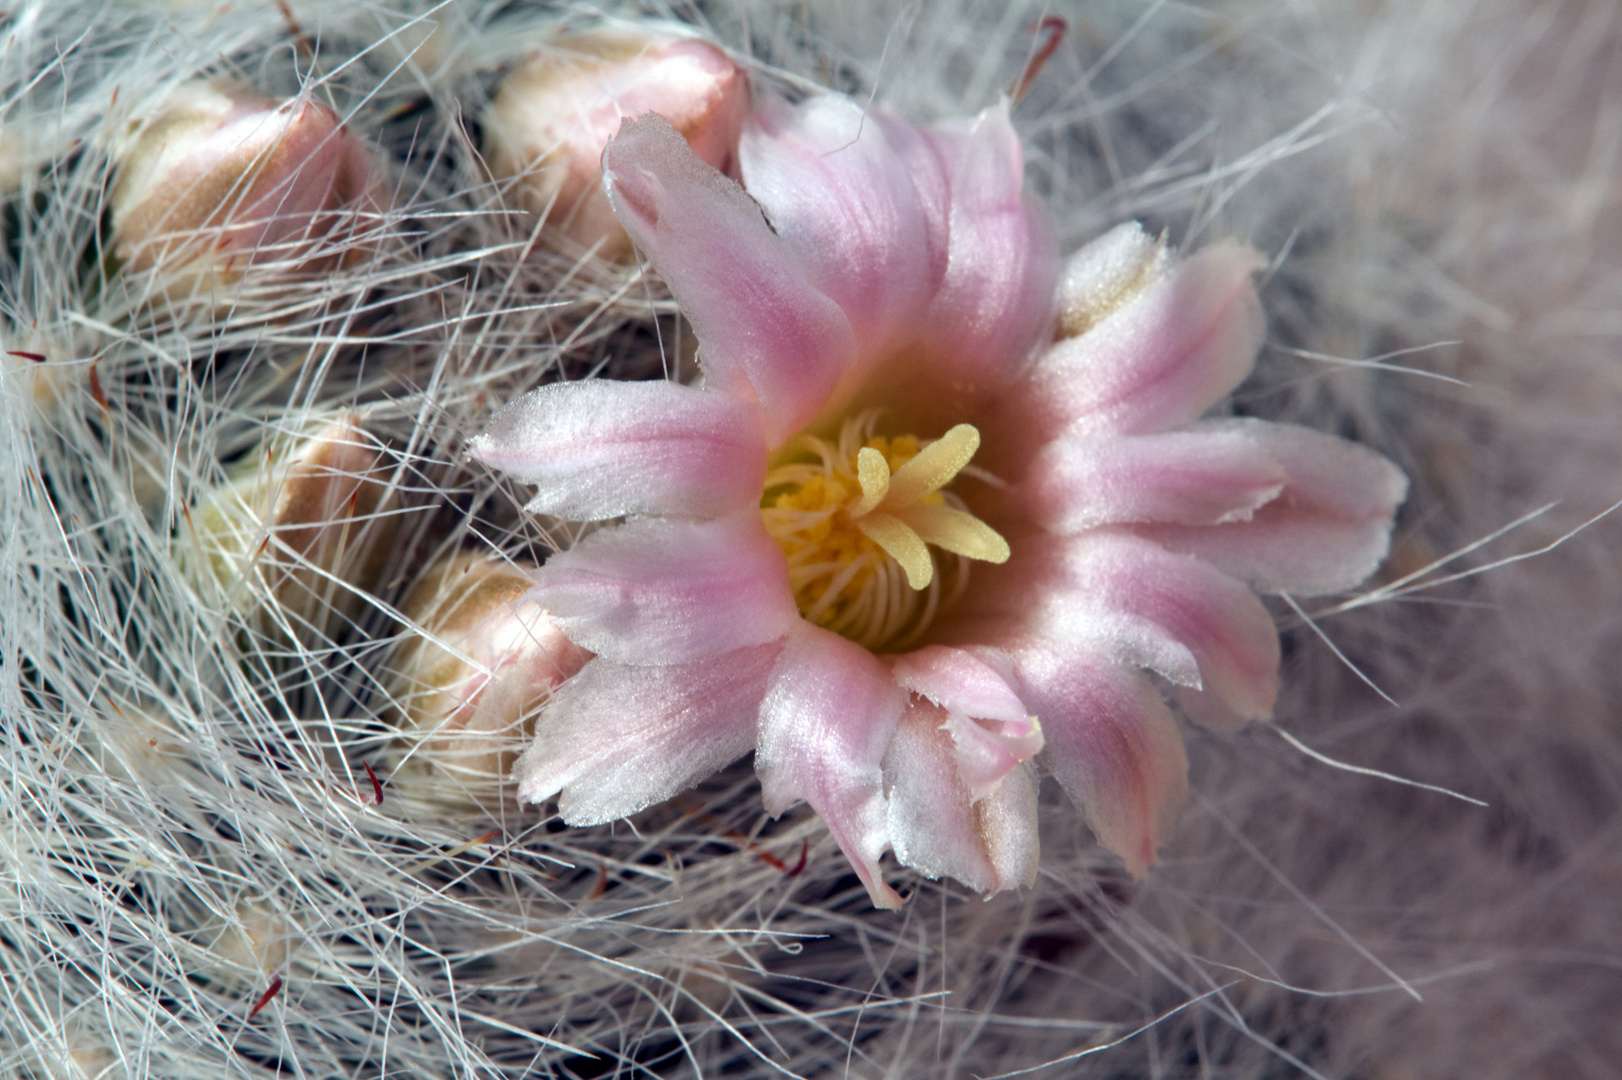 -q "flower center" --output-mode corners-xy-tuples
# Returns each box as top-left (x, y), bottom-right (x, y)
(760, 411), (1010, 652)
